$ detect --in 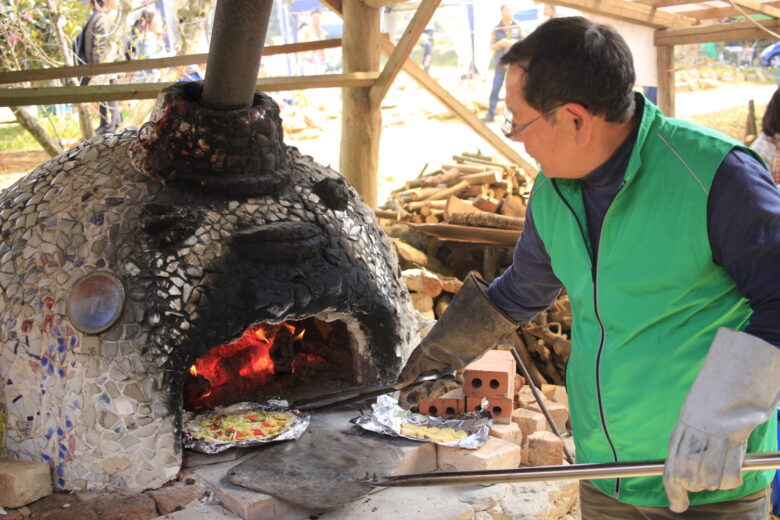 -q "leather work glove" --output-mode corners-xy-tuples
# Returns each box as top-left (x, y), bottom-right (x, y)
(397, 274), (518, 409)
(663, 328), (780, 513)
